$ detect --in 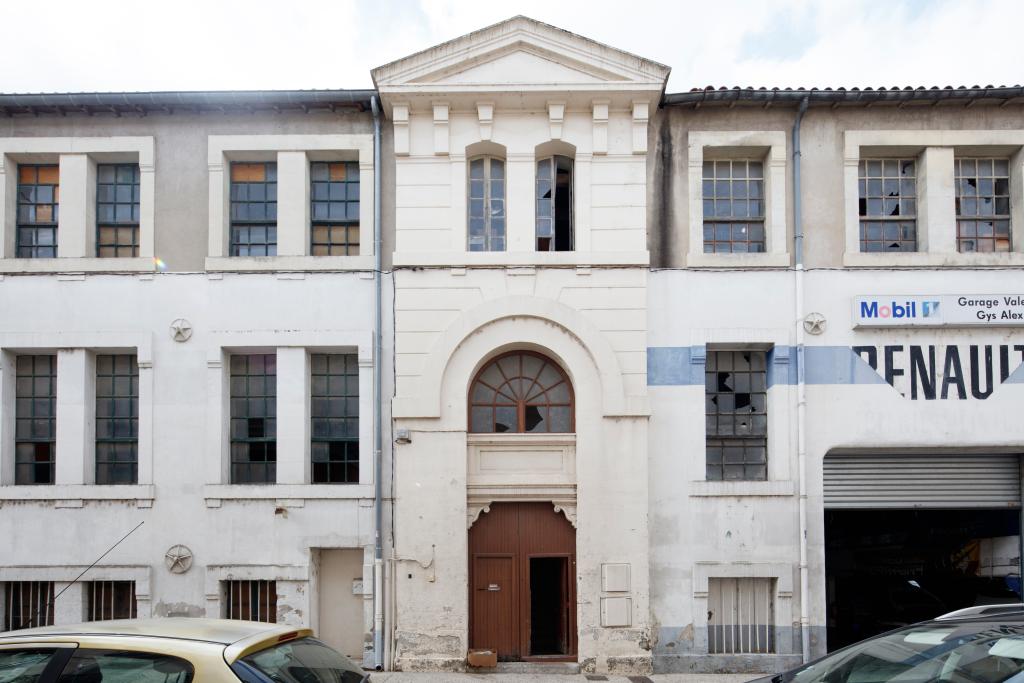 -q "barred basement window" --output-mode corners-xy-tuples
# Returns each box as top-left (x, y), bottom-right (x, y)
(230, 354), (277, 484)
(702, 160), (765, 253)
(16, 165), (59, 258)
(223, 580), (276, 623)
(230, 162), (277, 256)
(95, 354), (139, 485)
(859, 159), (917, 252)
(536, 156), (573, 251)
(311, 354), (359, 484)
(468, 156), (506, 252)
(15, 355), (56, 485)
(708, 577), (775, 654)
(956, 158), (1011, 253)
(706, 349), (767, 481)
(4, 581), (54, 631)
(311, 161), (359, 255)
(96, 164), (141, 257)
(86, 581), (137, 621)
